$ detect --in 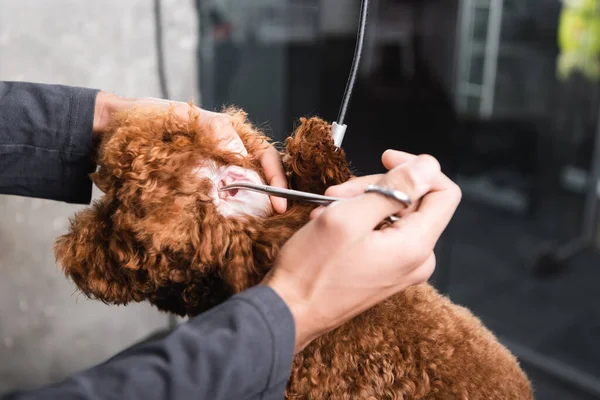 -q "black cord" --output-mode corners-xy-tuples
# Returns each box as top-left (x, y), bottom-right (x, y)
(337, 0), (370, 126)
(154, 0), (170, 99)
